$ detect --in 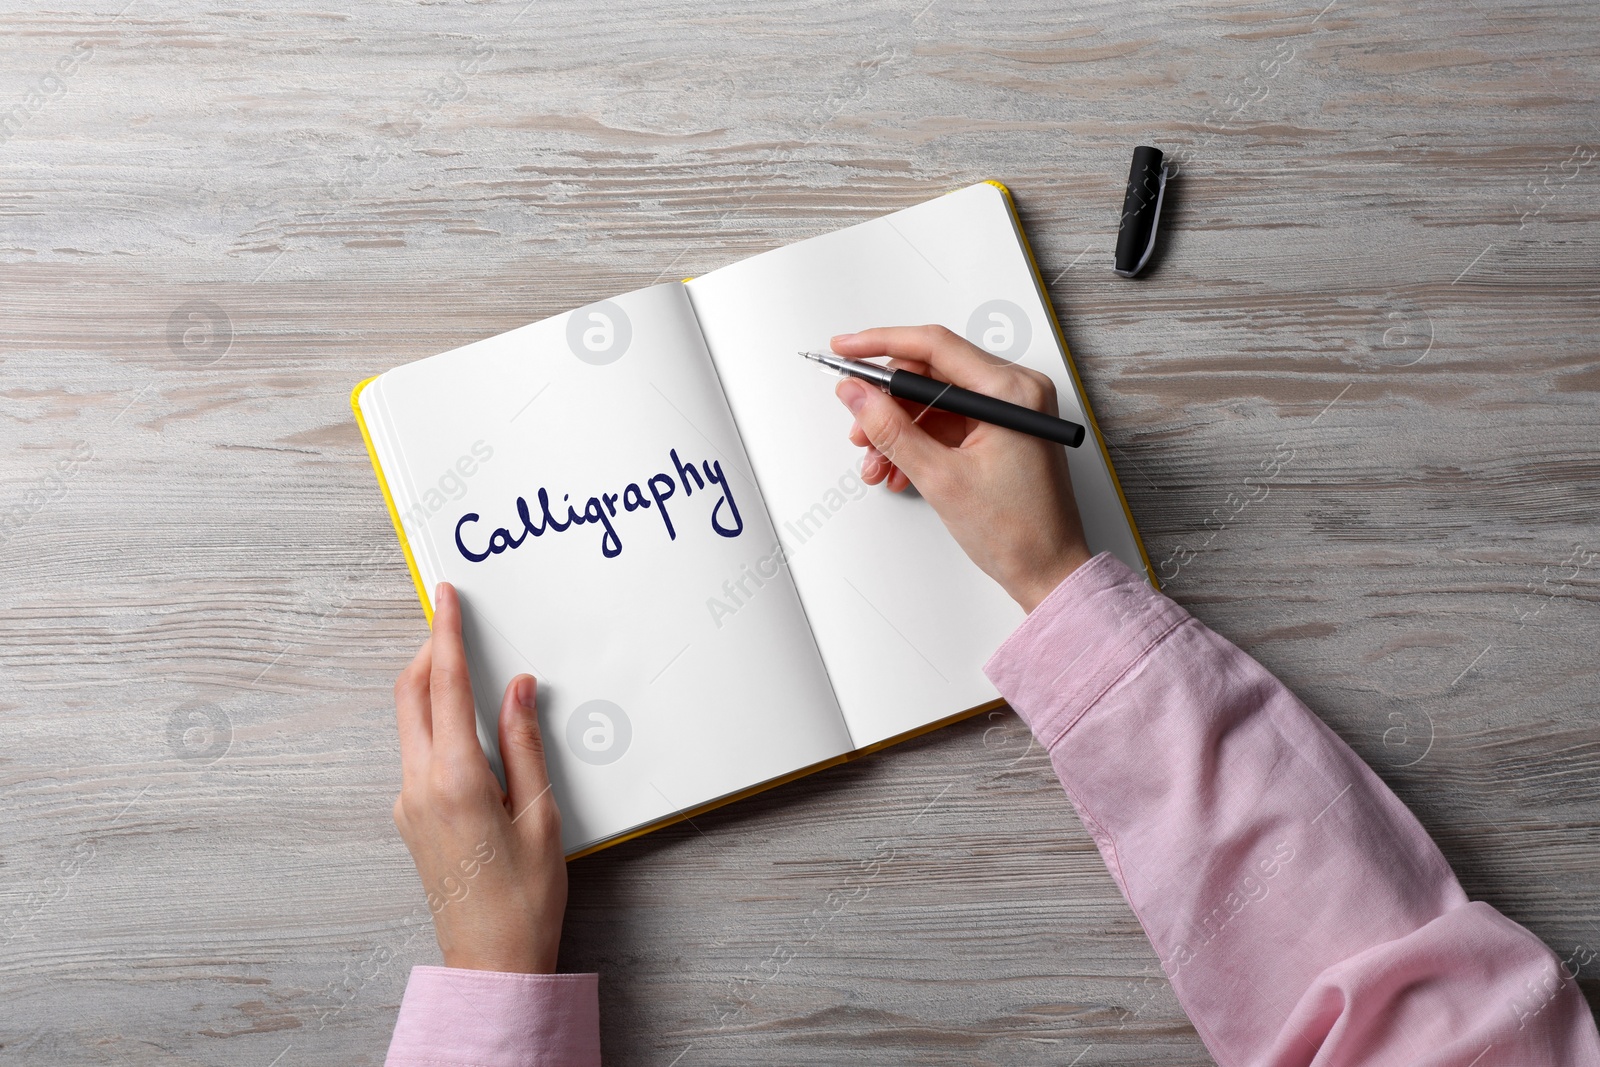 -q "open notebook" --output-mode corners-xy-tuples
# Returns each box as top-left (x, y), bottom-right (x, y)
(354, 181), (1153, 858)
